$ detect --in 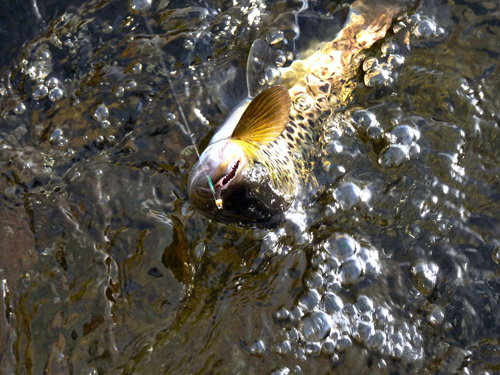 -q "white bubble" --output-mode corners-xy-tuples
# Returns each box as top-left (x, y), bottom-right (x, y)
(298, 289), (320, 312)
(356, 295), (374, 314)
(364, 64), (391, 87)
(334, 182), (362, 210)
(13, 102), (26, 115)
(381, 41), (400, 55)
(32, 84), (48, 100)
(339, 257), (364, 285)
(299, 311), (333, 341)
(410, 260), (439, 295)
(323, 292), (344, 314)
(388, 125), (416, 145)
(49, 87), (64, 101)
(413, 19), (437, 38)
(352, 110), (378, 130)
(132, 62), (142, 74)
(326, 235), (359, 260)
(366, 124), (384, 141)
(249, 340), (266, 356)
(130, 0), (151, 12)
(428, 306), (444, 325)
(92, 103), (109, 122)
(387, 54), (405, 69)
(378, 144), (410, 167)
(114, 86), (125, 97)
(125, 80), (137, 90)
